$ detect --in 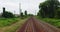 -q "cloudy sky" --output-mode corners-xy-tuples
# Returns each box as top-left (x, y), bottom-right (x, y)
(0, 0), (60, 15)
